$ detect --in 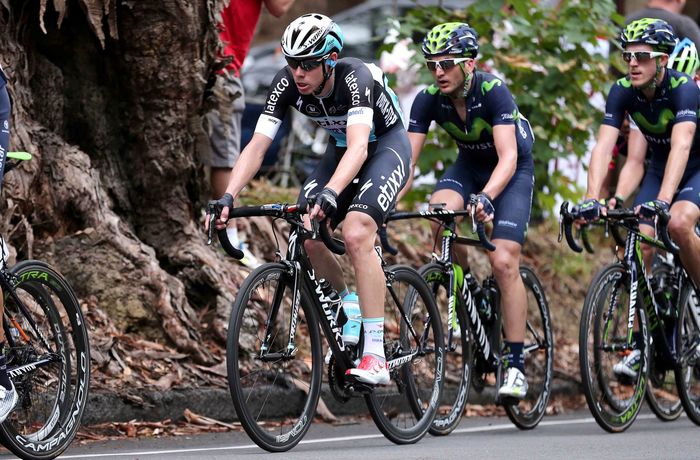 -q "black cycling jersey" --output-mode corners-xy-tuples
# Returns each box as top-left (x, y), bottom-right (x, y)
(255, 57), (403, 147)
(408, 70), (534, 171)
(603, 68), (700, 171)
